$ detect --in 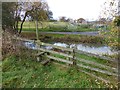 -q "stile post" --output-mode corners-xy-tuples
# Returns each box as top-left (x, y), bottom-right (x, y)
(36, 40), (41, 62)
(67, 44), (71, 63)
(73, 45), (77, 66)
